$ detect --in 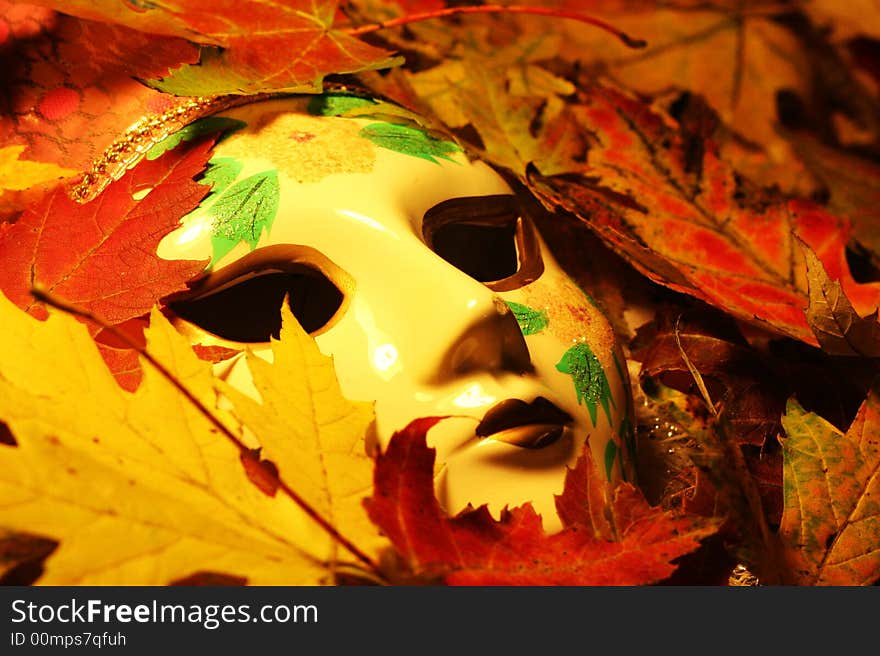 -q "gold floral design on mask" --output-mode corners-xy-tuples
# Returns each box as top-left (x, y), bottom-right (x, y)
(518, 273), (616, 358)
(218, 111), (376, 184)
